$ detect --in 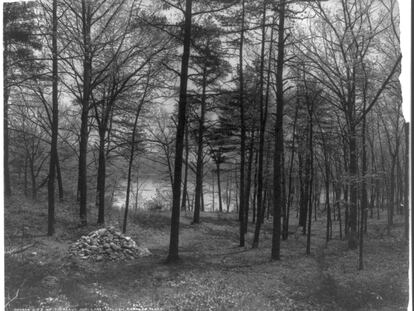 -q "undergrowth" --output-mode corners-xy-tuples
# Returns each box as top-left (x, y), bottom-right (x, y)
(4, 192), (409, 310)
